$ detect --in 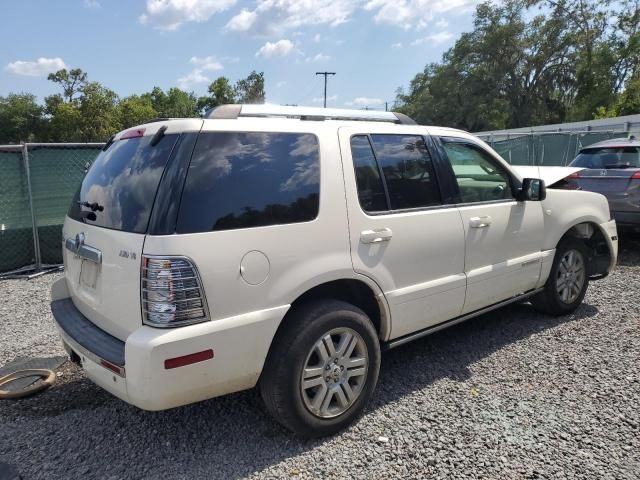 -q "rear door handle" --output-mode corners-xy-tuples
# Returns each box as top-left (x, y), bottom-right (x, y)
(360, 228), (393, 244)
(469, 216), (492, 228)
